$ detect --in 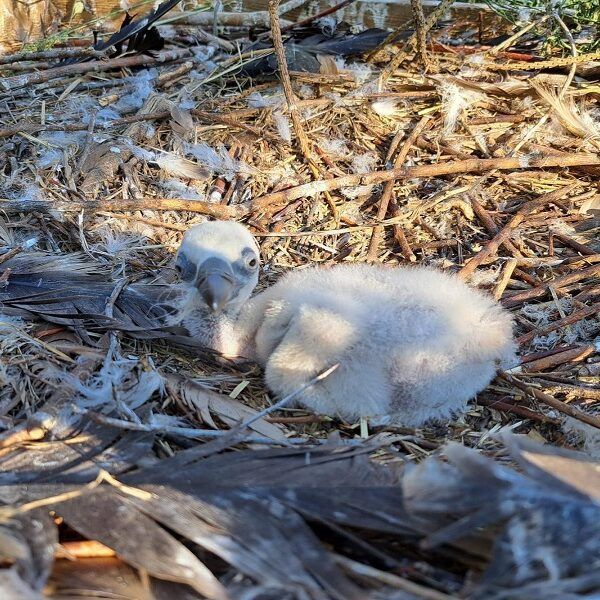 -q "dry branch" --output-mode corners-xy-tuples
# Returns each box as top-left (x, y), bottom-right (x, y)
(0, 49), (191, 92)
(0, 197), (249, 217)
(476, 396), (560, 424)
(500, 372), (600, 430)
(516, 303), (600, 345)
(459, 183), (581, 280)
(367, 115), (431, 261)
(502, 264), (600, 308)
(252, 155), (600, 213)
(521, 345), (596, 372)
